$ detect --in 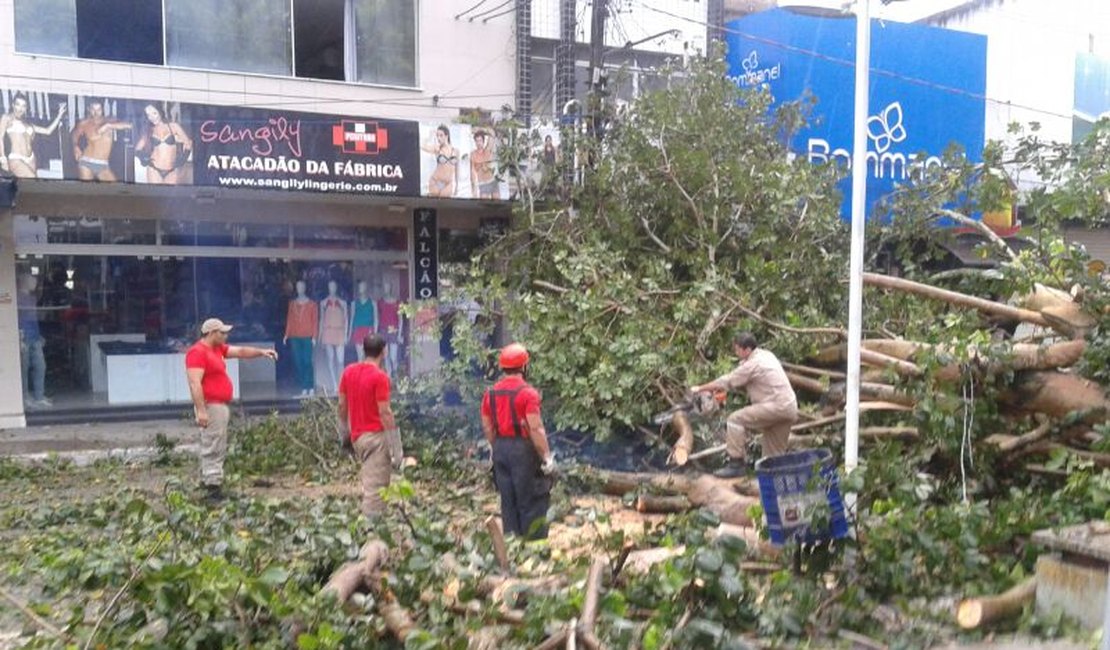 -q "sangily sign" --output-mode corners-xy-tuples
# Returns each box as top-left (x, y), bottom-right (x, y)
(191, 105), (420, 196)
(413, 208), (438, 300)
